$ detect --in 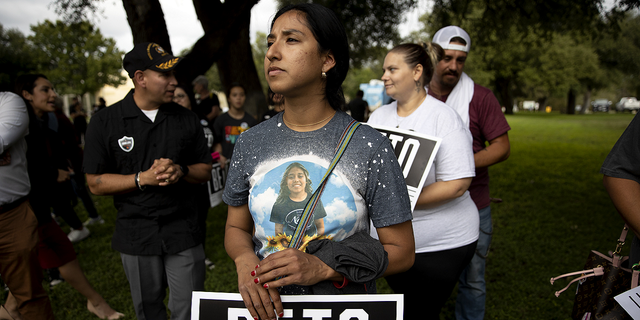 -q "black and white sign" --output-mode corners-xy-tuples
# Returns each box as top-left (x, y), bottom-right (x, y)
(365, 124), (441, 210)
(207, 161), (229, 208)
(191, 292), (403, 320)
